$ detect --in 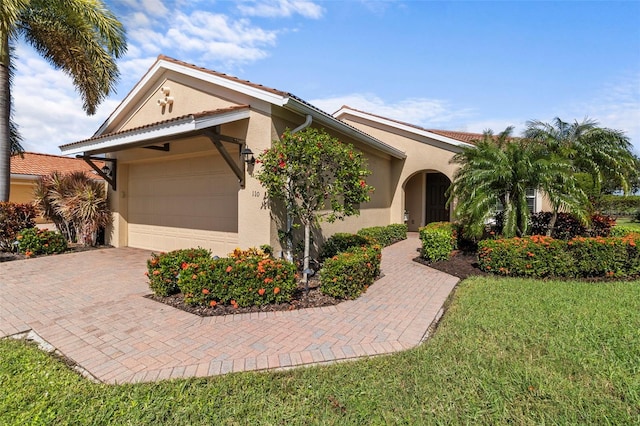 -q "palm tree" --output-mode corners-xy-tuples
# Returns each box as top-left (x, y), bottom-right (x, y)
(524, 117), (637, 195)
(0, 0), (126, 201)
(34, 171), (111, 246)
(447, 127), (584, 238)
